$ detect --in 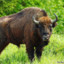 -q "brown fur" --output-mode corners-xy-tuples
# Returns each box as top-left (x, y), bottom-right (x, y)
(0, 7), (57, 61)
